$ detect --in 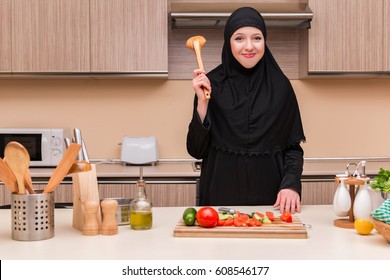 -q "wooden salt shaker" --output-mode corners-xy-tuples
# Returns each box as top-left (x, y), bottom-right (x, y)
(101, 199), (118, 235)
(82, 201), (100, 236)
